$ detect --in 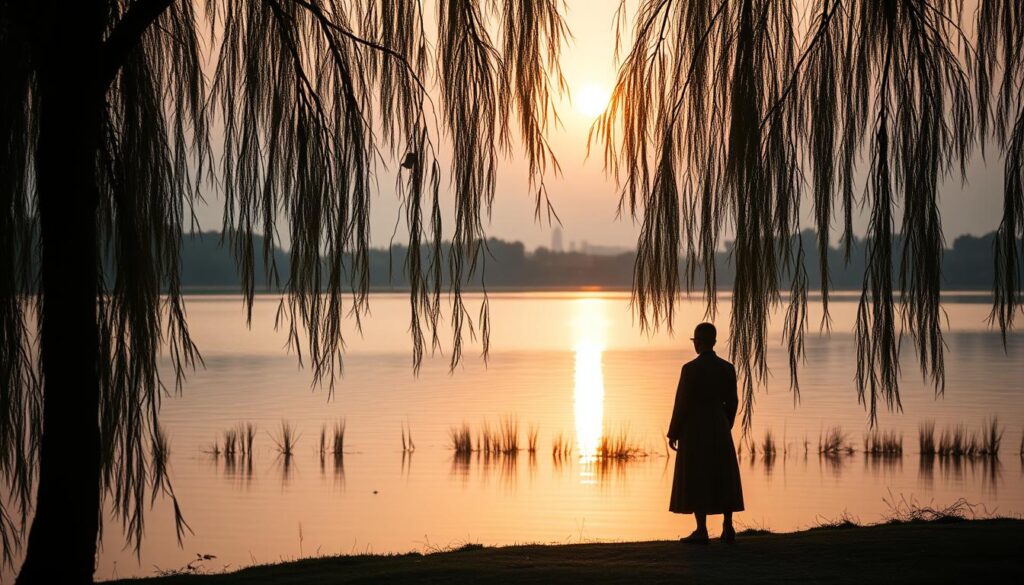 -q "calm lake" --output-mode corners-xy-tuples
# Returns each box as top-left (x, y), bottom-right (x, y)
(78, 293), (1024, 579)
